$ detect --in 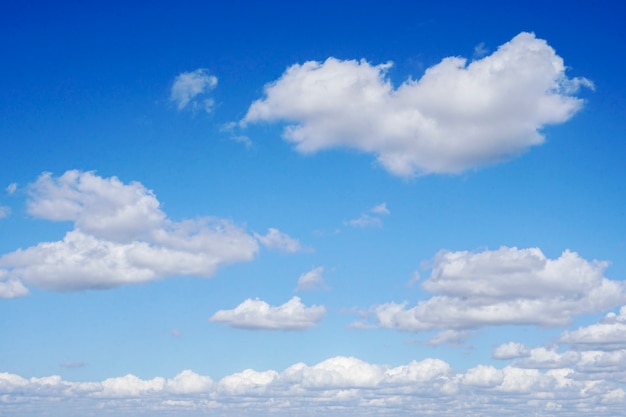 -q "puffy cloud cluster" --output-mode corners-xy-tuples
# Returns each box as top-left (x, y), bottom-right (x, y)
(2, 355), (625, 417)
(243, 32), (592, 176)
(358, 247), (626, 336)
(209, 296), (325, 330)
(170, 68), (218, 112)
(560, 306), (626, 350)
(0, 171), (268, 296)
